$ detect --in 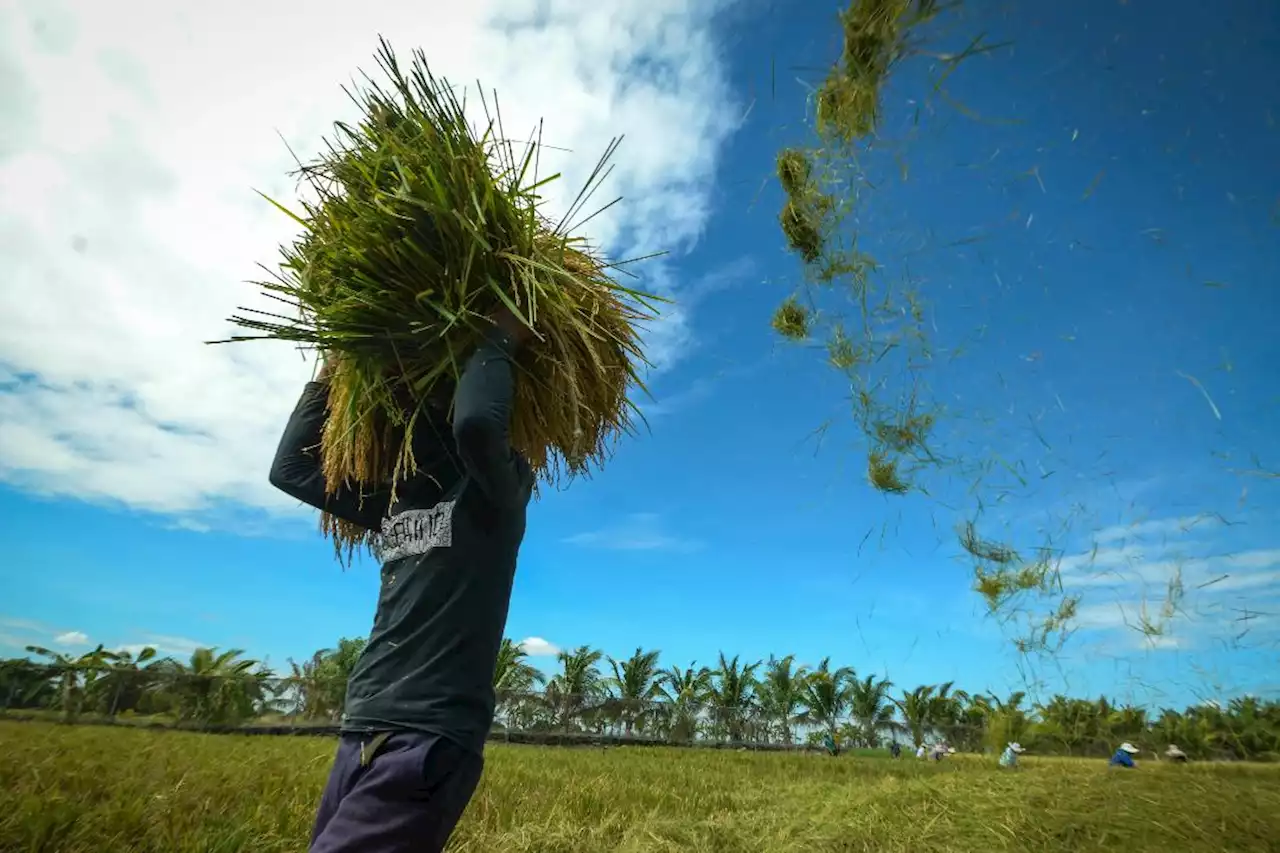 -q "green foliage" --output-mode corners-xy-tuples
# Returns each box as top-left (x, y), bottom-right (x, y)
(212, 37), (663, 557)
(4, 721), (1279, 852)
(5, 642), (1279, 762)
